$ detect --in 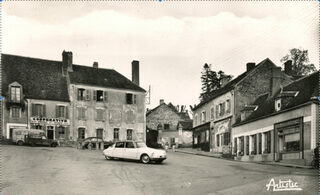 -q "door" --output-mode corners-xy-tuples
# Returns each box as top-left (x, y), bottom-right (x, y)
(113, 142), (125, 158)
(9, 128), (14, 139)
(47, 126), (54, 140)
(123, 141), (138, 160)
